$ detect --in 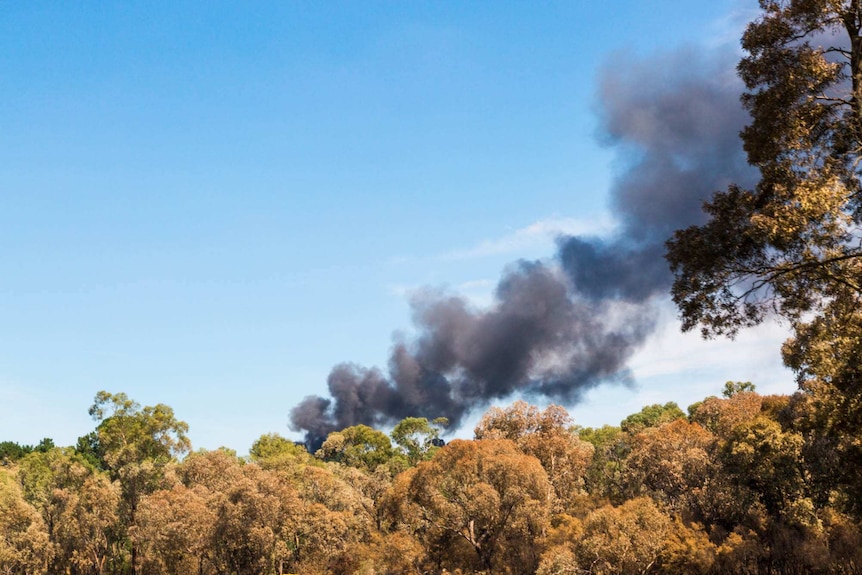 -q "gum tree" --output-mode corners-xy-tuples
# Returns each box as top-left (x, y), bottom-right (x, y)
(666, 0), (862, 516)
(89, 391), (191, 574)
